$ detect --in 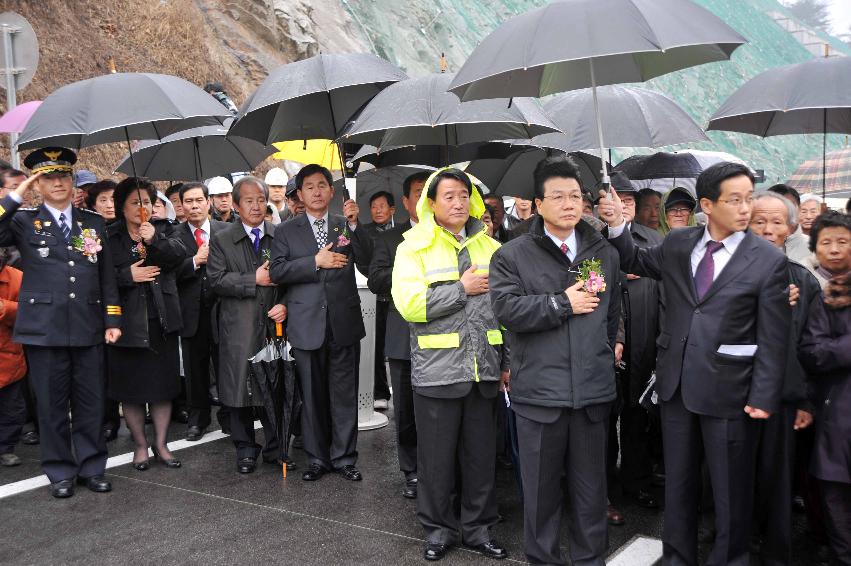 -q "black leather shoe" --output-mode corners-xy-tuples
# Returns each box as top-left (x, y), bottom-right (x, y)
(403, 477), (418, 499)
(237, 458), (256, 474)
(50, 479), (74, 499)
(302, 464), (326, 481)
(102, 426), (118, 442)
(263, 457), (297, 470)
(133, 459), (150, 471)
(186, 426), (204, 441)
(469, 540), (507, 560)
(424, 543), (448, 561)
(22, 431), (39, 445)
(337, 464), (362, 481)
(152, 447), (181, 469)
(77, 475), (112, 493)
(631, 489), (659, 509)
(174, 409), (190, 424)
